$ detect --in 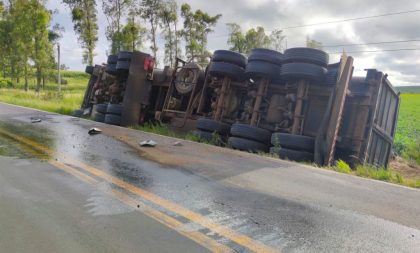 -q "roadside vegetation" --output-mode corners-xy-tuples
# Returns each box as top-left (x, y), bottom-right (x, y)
(394, 93), (420, 165)
(0, 70), (88, 115)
